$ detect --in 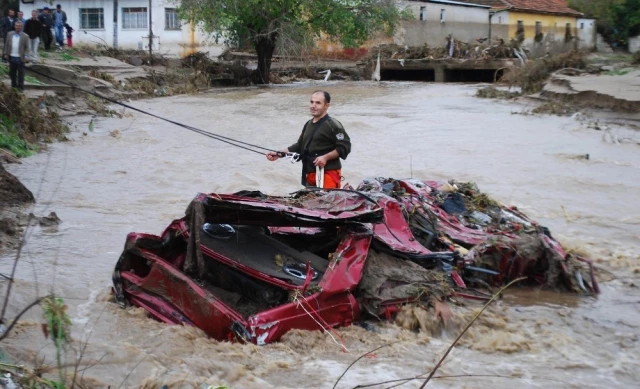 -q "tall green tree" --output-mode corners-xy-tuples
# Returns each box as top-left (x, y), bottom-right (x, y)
(178, 0), (406, 83)
(569, 0), (640, 46)
(616, 0), (640, 44)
